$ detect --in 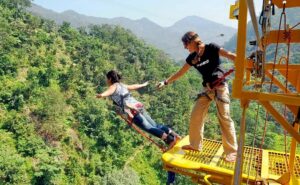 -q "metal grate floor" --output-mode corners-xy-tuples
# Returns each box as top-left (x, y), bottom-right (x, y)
(269, 152), (300, 177)
(183, 139), (222, 165)
(162, 136), (300, 181)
